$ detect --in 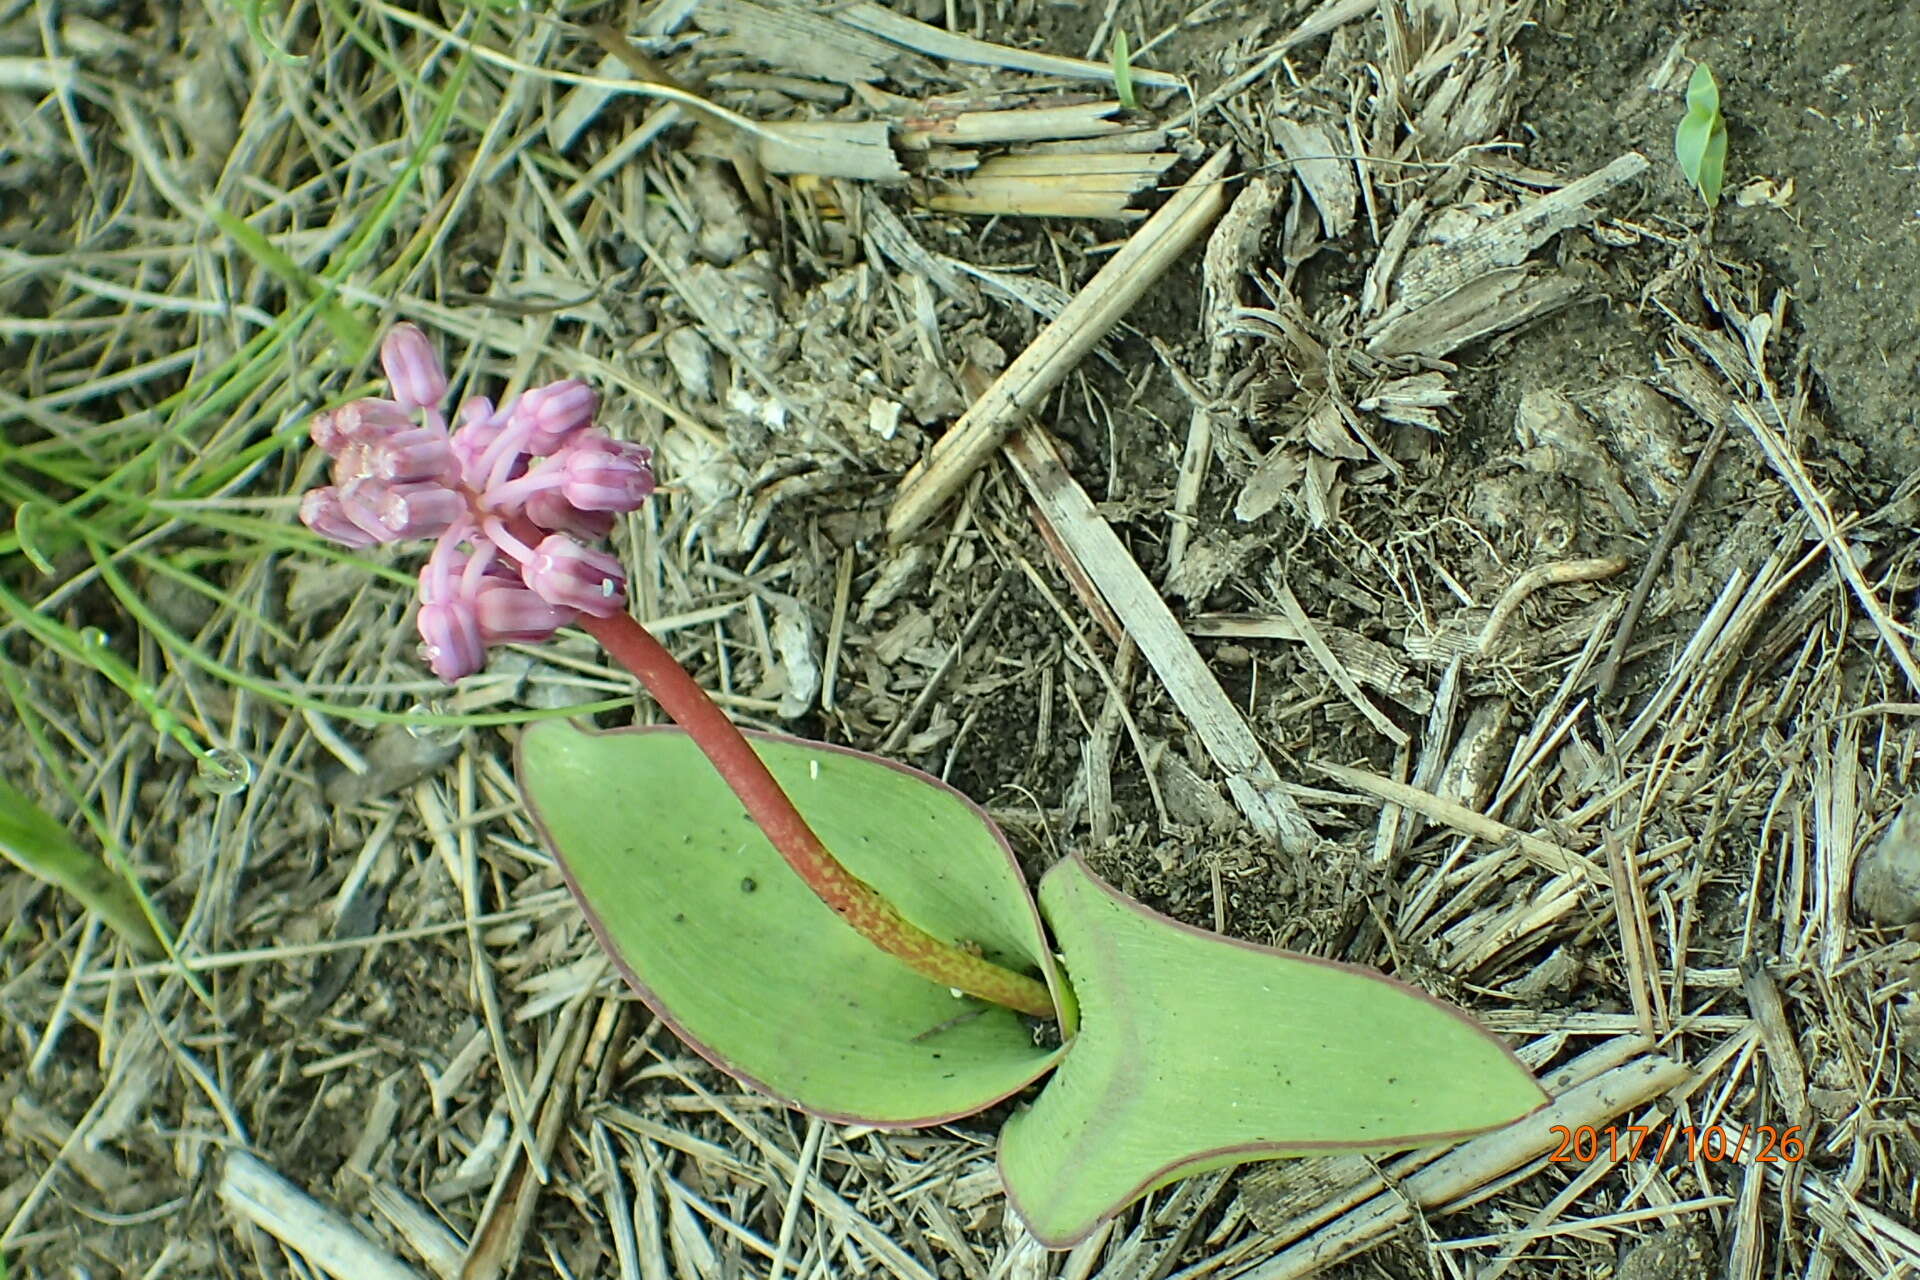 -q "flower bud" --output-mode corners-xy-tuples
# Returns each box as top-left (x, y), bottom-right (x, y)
(332, 440), (376, 485)
(524, 489), (615, 540)
(299, 487), (381, 548)
(523, 534), (627, 617)
(337, 478), (403, 542)
(517, 379), (597, 455)
(450, 422), (502, 488)
(377, 481), (464, 539)
(332, 398), (413, 440)
(475, 580), (578, 643)
(309, 410), (354, 456)
(381, 323), (448, 412)
(457, 395), (506, 430)
(370, 425), (456, 483)
(558, 436), (655, 511)
(418, 598), (485, 682)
